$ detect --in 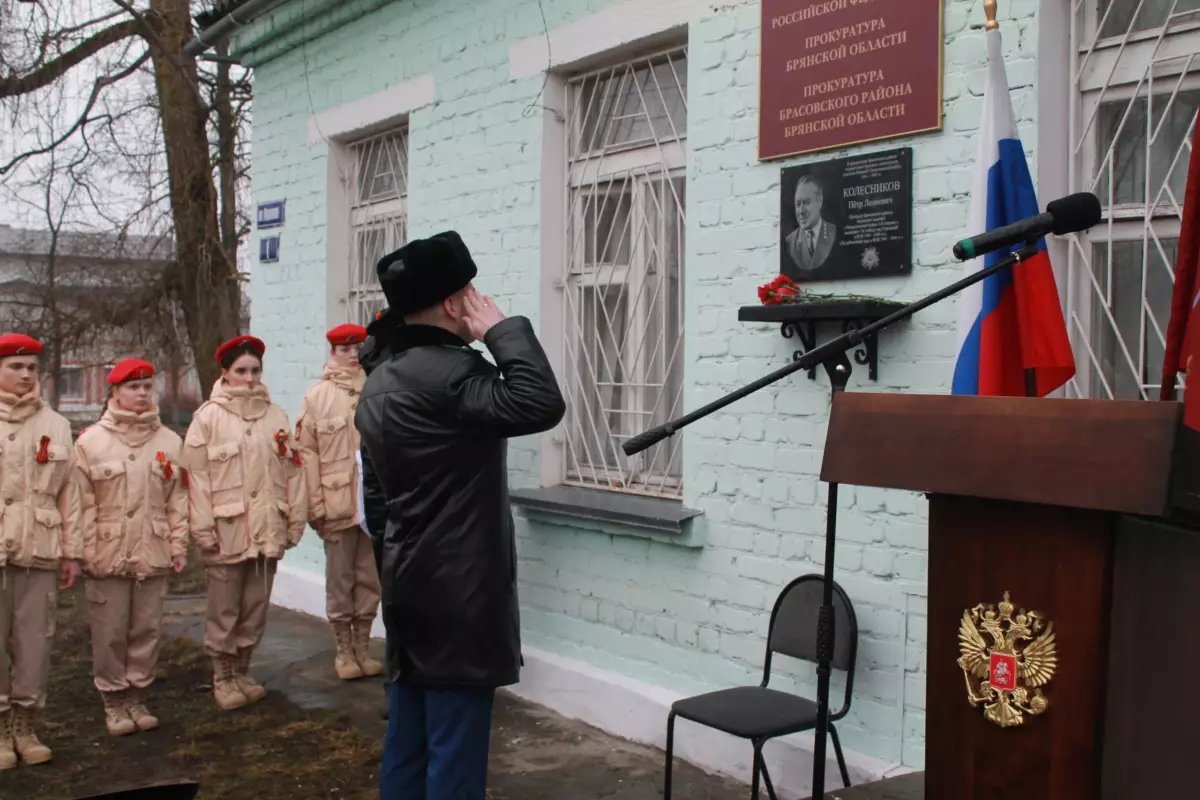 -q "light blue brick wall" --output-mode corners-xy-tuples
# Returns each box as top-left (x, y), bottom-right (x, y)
(238, 0), (1041, 769)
